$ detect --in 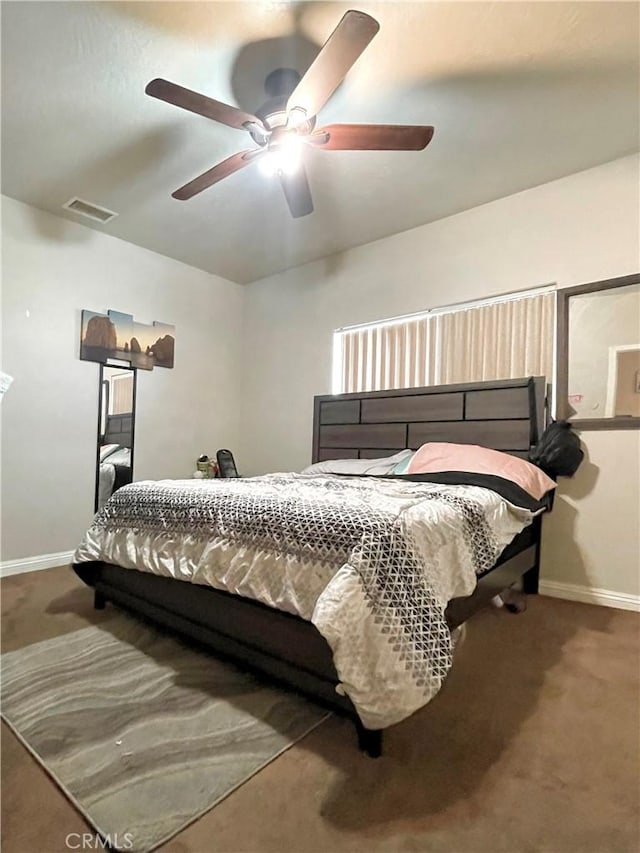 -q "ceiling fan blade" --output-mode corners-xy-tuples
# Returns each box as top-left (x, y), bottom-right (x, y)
(286, 11), (379, 122)
(146, 78), (265, 131)
(279, 166), (314, 218)
(310, 124), (435, 151)
(172, 150), (260, 200)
